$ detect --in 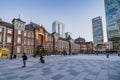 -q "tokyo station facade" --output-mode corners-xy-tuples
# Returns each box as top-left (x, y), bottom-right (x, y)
(0, 18), (93, 56)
